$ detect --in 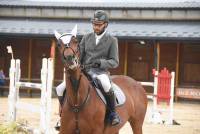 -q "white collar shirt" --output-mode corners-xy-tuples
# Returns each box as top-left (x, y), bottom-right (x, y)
(95, 30), (106, 45)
